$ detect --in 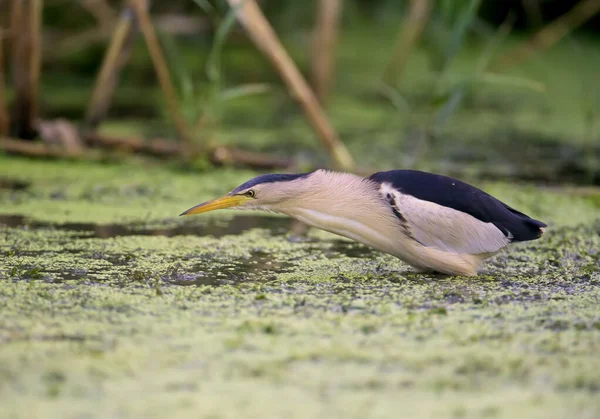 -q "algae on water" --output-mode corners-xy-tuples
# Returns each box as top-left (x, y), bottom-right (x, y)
(1, 155), (599, 419)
